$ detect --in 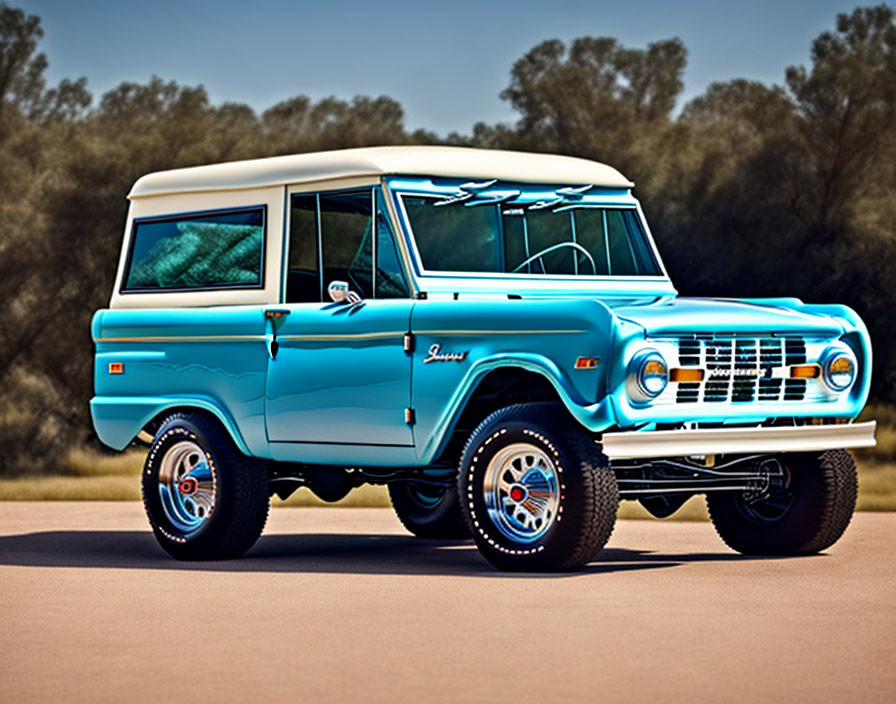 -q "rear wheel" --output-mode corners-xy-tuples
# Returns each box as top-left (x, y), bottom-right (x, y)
(707, 449), (857, 555)
(388, 482), (470, 539)
(458, 403), (618, 571)
(142, 412), (270, 560)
